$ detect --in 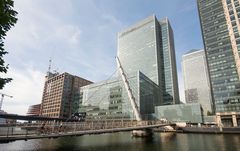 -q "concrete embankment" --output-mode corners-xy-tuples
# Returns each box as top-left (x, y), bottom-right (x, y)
(154, 127), (240, 134)
(181, 127), (240, 134)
